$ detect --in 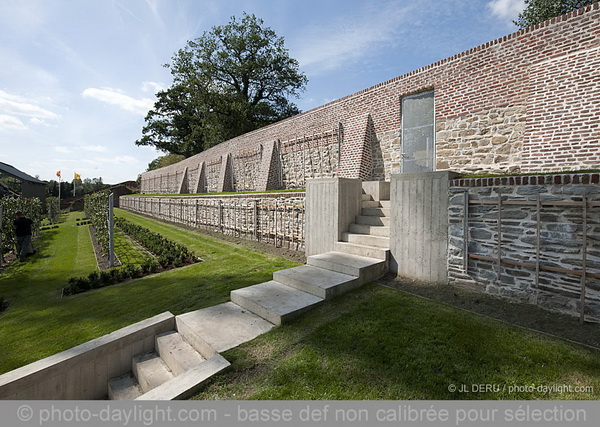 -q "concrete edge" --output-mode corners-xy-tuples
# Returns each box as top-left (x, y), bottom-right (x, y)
(0, 312), (175, 399)
(135, 354), (230, 400)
